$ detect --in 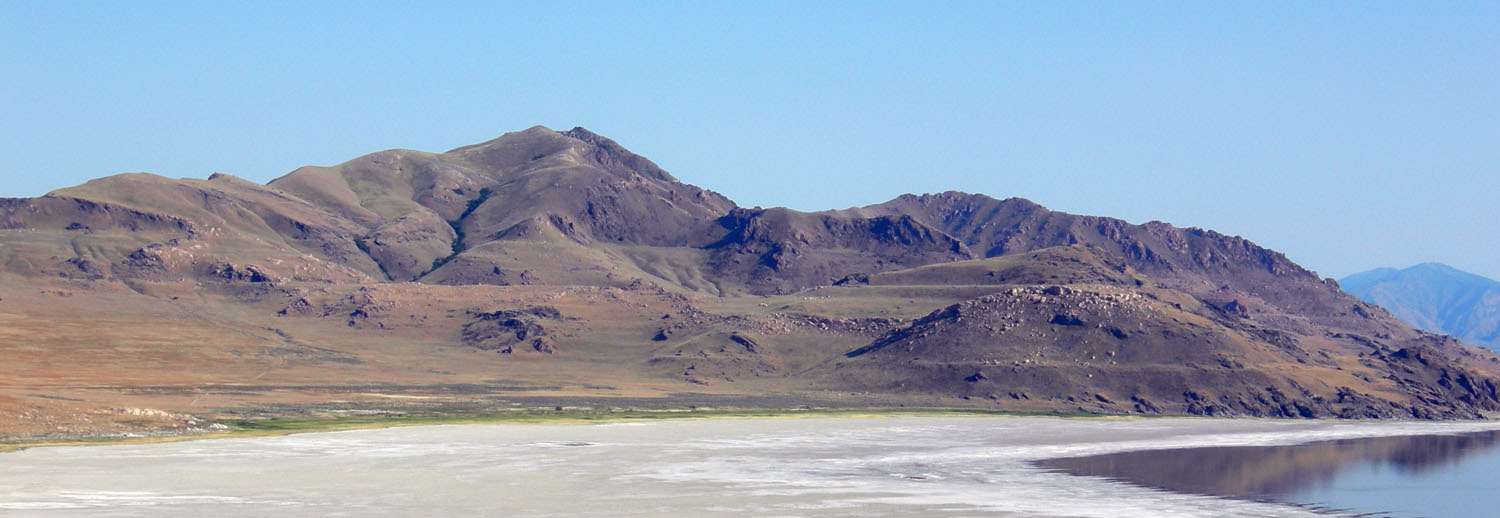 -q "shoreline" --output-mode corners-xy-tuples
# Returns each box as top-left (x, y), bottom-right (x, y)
(1, 406), (1138, 454)
(7, 413), (1500, 516)
(6, 404), (1494, 456)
